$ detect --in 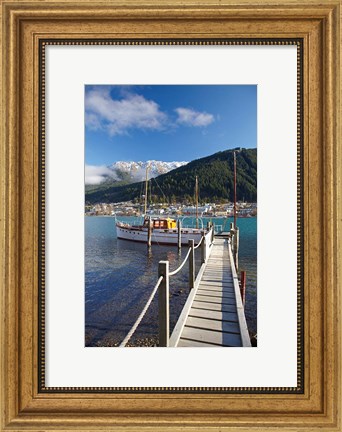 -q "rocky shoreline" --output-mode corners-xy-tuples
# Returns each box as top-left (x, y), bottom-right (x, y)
(88, 334), (257, 348)
(126, 335), (159, 347)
